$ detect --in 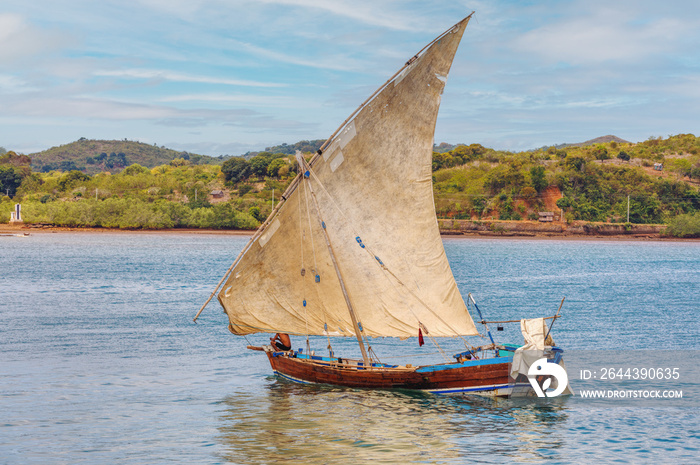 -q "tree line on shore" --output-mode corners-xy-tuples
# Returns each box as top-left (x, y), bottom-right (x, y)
(429, 134), (700, 236)
(1, 134), (700, 237)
